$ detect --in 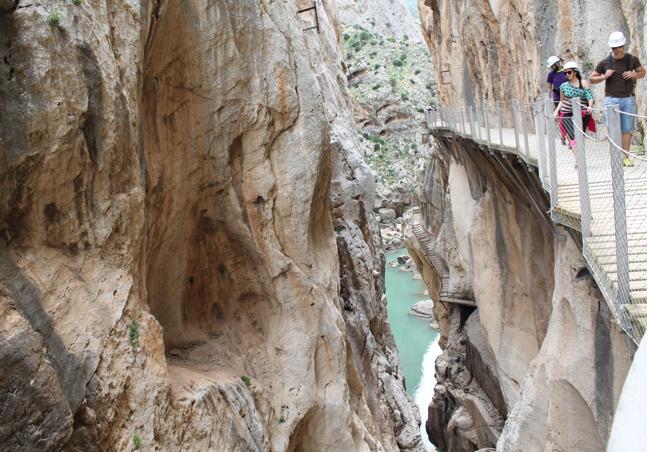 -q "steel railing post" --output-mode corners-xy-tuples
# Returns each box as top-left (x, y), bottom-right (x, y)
(608, 104), (630, 309)
(572, 97), (591, 239)
(536, 99), (547, 189)
(497, 101), (503, 145)
(521, 105), (530, 160)
(511, 100), (521, 152)
(546, 97), (559, 212)
(459, 107), (464, 134)
(483, 97), (492, 144)
(469, 106), (475, 137)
